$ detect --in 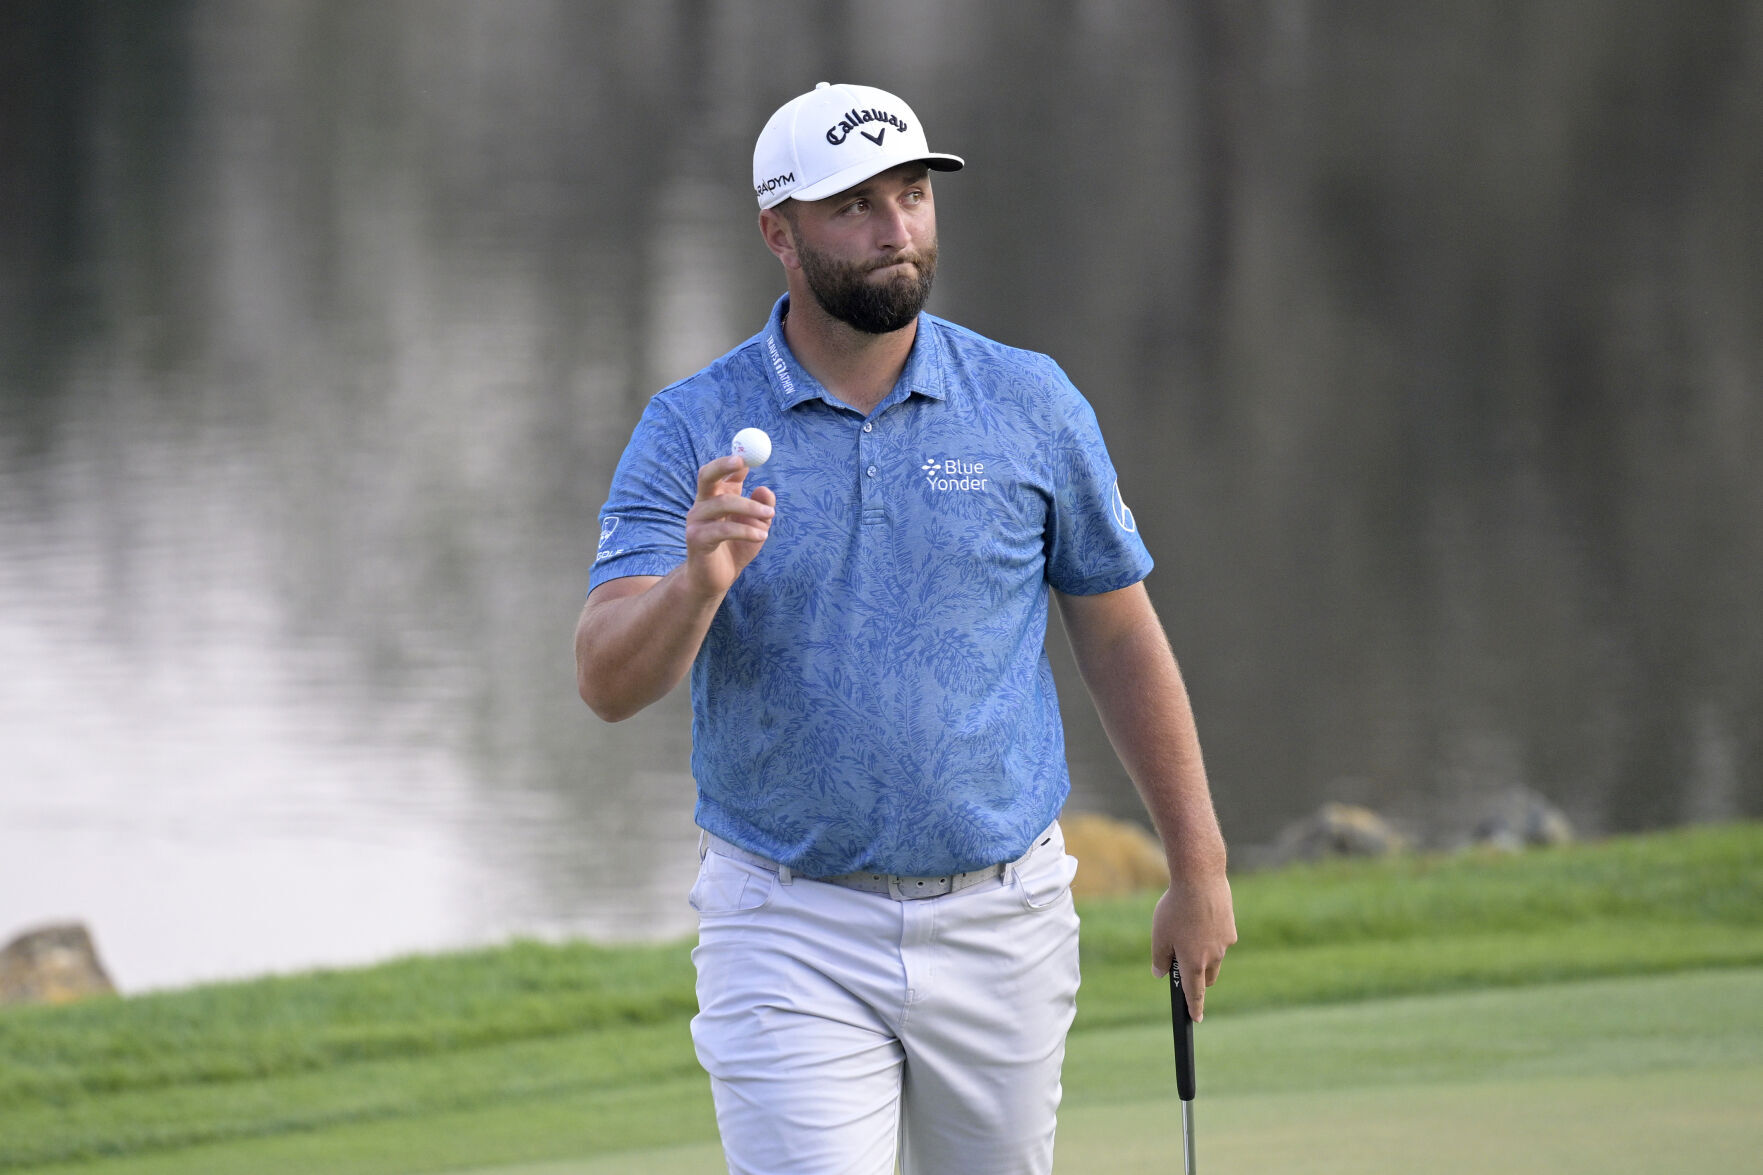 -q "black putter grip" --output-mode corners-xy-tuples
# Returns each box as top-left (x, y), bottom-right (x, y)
(1170, 959), (1196, 1102)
